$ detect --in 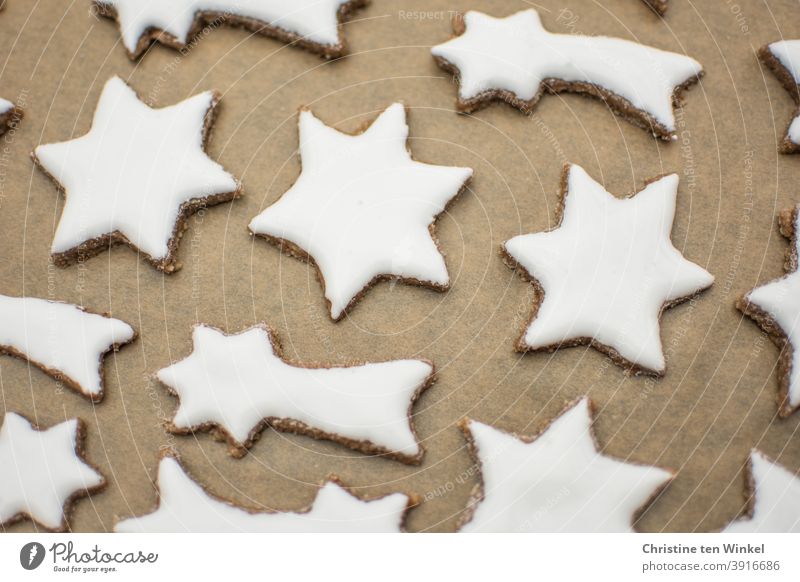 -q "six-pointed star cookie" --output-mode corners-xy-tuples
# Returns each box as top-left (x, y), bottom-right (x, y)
(458, 398), (672, 532)
(94, 0), (367, 60)
(33, 75), (240, 272)
(503, 164), (714, 376)
(723, 451), (800, 533)
(156, 323), (434, 463)
(0, 412), (105, 531)
(0, 294), (136, 401)
(248, 102), (473, 320)
(115, 455), (412, 532)
(431, 9), (702, 140)
(737, 206), (800, 417)
(758, 40), (800, 153)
